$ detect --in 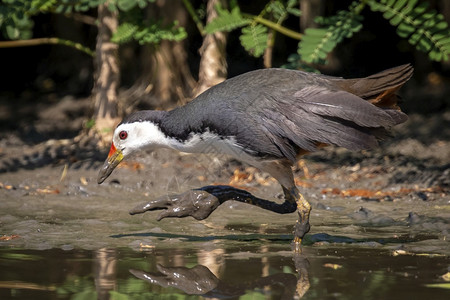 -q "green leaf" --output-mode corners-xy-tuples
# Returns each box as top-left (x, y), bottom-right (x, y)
(240, 23), (268, 57)
(368, 0), (450, 61)
(117, 0), (137, 12)
(287, 7), (301, 17)
(113, 20), (186, 45)
(299, 2), (363, 64)
(112, 22), (138, 43)
(204, 4), (250, 34)
(268, 1), (286, 20)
